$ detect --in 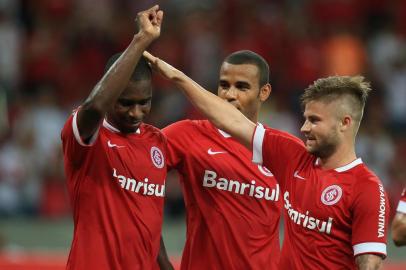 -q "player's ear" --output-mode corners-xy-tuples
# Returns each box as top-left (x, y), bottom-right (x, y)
(340, 115), (352, 132)
(259, 83), (271, 102)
